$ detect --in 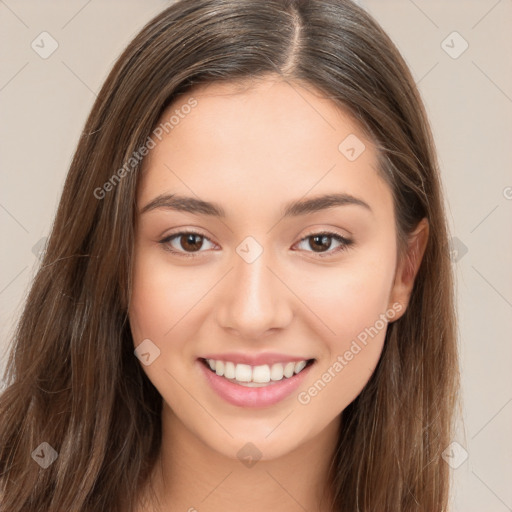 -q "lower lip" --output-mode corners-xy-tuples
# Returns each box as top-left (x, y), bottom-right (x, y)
(197, 359), (314, 408)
